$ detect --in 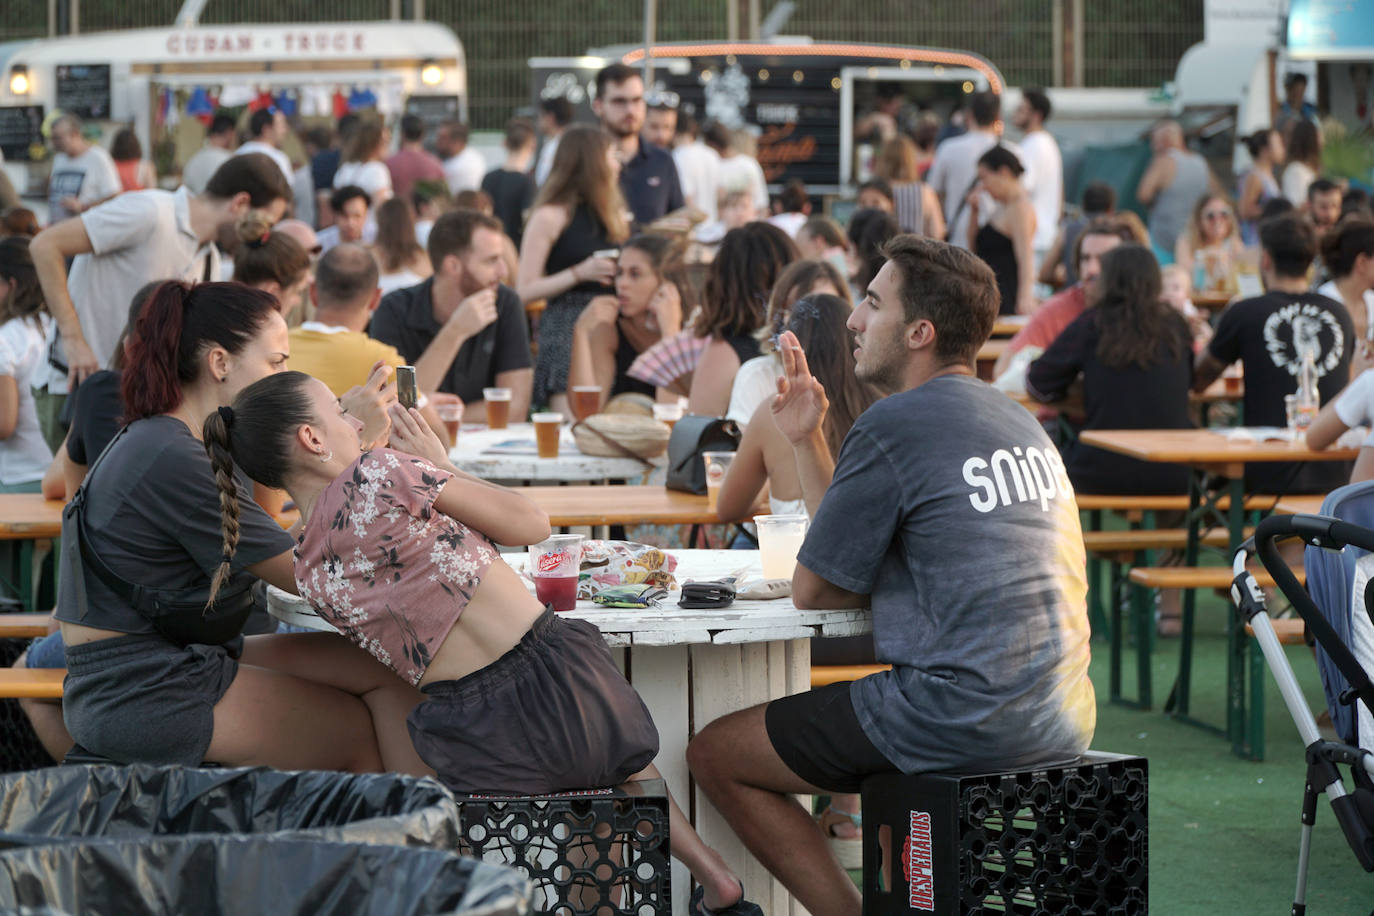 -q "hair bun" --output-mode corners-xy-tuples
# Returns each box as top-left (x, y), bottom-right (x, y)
(236, 210), (274, 247)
